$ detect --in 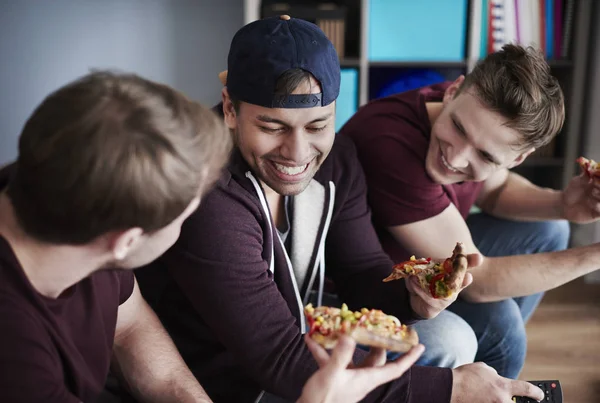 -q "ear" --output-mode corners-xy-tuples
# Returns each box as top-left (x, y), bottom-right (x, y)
(443, 75), (465, 104)
(111, 228), (144, 261)
(507, 147), (535, 169)
(222, 87), (238, 131)
(218, 70), (228, 86)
